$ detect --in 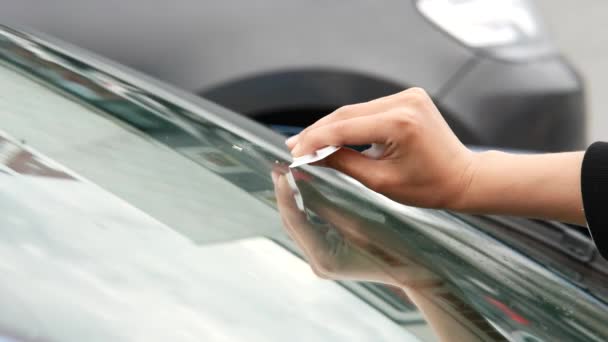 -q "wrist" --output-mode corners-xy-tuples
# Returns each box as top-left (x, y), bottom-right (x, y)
(447, 150), (500, 212)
